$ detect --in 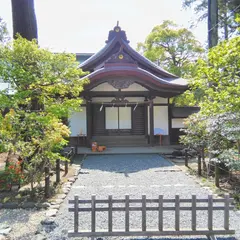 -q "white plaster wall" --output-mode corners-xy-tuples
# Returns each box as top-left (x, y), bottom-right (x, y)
(91, 82), (118, 92)
(69, 107), (87, 136)
(122, 83), (148, 91)
(92, 97), (115, 102)
(119, 107), (131, 129)
(153, 97), (168, 104)
(172, 118), (186, 128)
(125, 97), (145, 102)
(105, 107), (118, 129)
(154, 106), (169, 135)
